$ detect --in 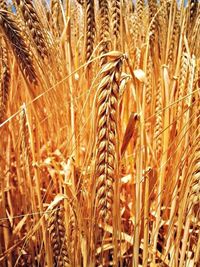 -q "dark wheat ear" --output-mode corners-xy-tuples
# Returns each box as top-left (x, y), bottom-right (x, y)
(0, 9), (37, 84)
(48, 202), (71, 267)
(15, 0), (48, 59)
(189, 0), (199, 23)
